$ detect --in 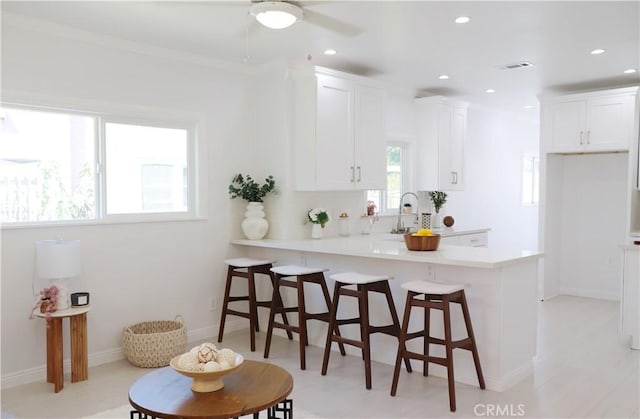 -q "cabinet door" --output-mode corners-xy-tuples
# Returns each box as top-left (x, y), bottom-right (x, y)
(449, 107), (466, 190)
(586, 95), (633, 152)
(549, 100), (586, 152)
(437, 105), (466, 190)
(315, 74), (355, 190)
(354, 85), (386, 190)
